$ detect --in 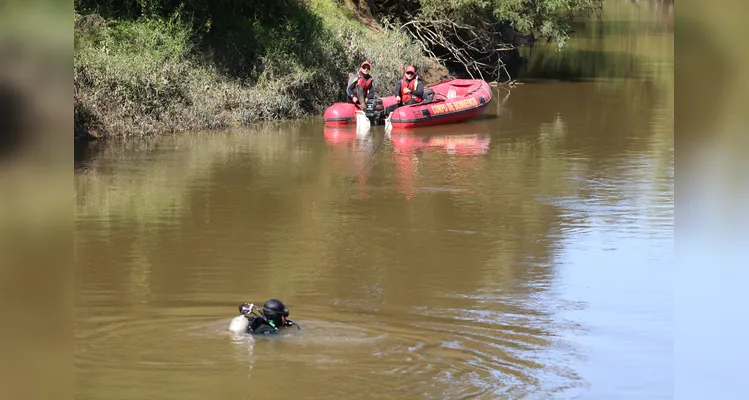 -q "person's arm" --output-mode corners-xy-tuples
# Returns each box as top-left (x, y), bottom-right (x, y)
(255, 325), (279, 334)
(248, 317), (279, 334)
(393, 81), (402, 102)
(346, 78), (356, 99)
(367, 81), (375, 99)
(247, 316), (261, 333)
